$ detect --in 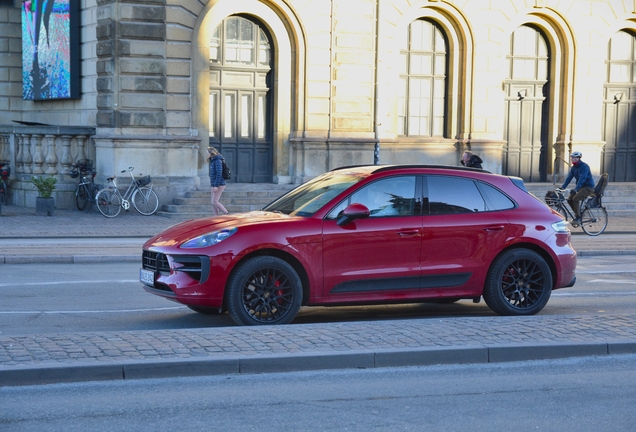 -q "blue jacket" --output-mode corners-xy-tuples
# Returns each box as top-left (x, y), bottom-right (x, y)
(209, 155), (226, 188)
(561, 160), (595, 192)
